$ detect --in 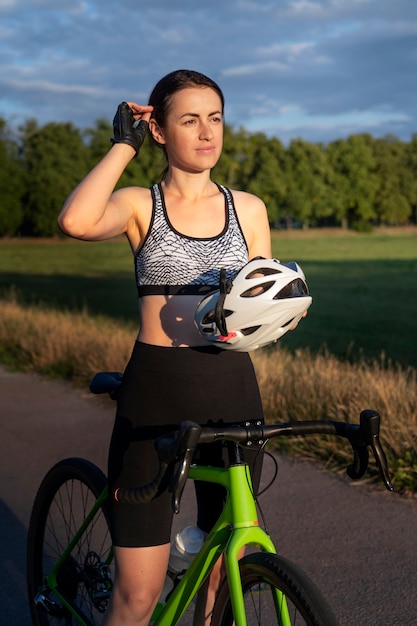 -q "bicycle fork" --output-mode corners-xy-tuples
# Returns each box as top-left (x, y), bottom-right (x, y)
(223, 465), (291, 626)
(152, 463), (292, 626)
